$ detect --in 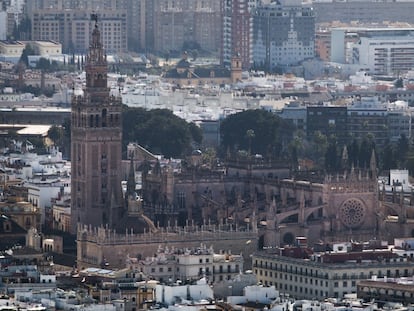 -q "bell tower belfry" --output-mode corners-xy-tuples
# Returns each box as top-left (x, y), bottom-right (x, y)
(231, 53), (242, 83)
(71, 14), (123, 234)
